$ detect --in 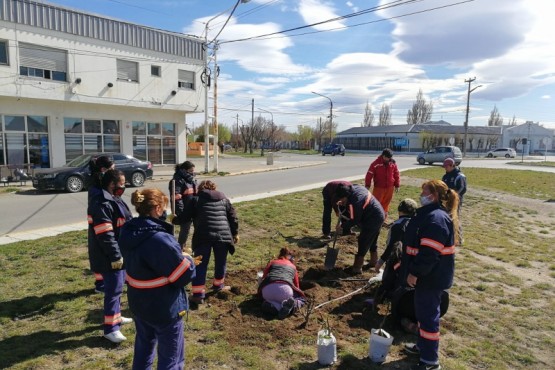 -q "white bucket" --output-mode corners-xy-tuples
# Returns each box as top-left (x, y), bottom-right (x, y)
(368, 328), (393, 363)
(256, 271), (264, 286)
(317, 330), (337, 365)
